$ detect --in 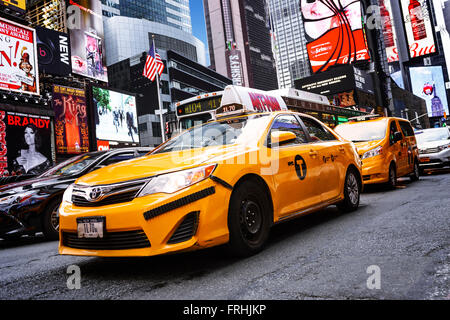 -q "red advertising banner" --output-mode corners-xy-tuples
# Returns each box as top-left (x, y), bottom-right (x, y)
(52, 85), (90, 154)
(0, 110), (53, 176)
(300, 0), (370, 73)
(0, 18), (40, 95)
(379, 0), (399, 63)
(400, 0), (436, 59)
